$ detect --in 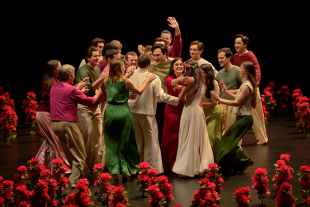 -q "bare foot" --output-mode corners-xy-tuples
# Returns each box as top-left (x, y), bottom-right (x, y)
(71, 184), (76, 189)
(178, 174), (188, 178)
(241, 163), (254, 172)
(98, 151), (103, 155)
(257, 140), (267, 145)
